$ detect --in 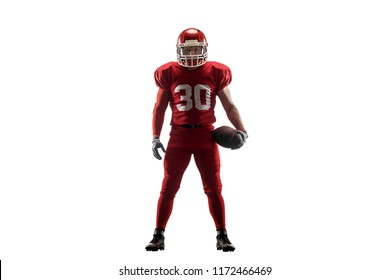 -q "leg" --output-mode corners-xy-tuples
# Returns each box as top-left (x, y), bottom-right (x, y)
(194, 145), (235, 251)
(193, 144), (226, 230)
(156, 146), (192, 229)
(146, 146), (191, 251)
